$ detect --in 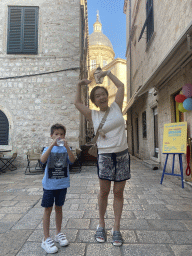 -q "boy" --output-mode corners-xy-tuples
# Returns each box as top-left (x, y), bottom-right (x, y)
(40, 123), (75, 254)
